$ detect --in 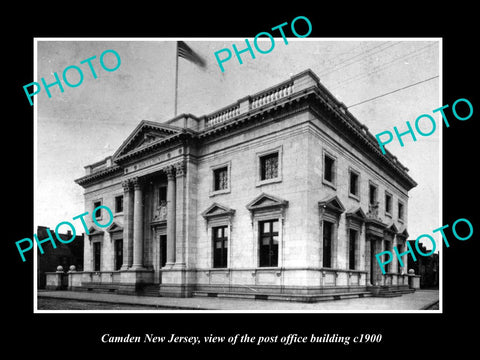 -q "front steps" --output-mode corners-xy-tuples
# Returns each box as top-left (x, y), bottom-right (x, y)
(368, 285), (415, 298)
